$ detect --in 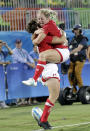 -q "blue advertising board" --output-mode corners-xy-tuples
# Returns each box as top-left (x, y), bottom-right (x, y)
(7, 63), (49, 99)
(0, 65), (6, 100)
